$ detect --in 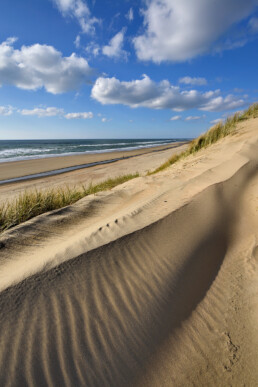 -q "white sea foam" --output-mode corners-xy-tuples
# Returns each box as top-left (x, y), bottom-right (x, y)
(0, 140), (178, 163)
